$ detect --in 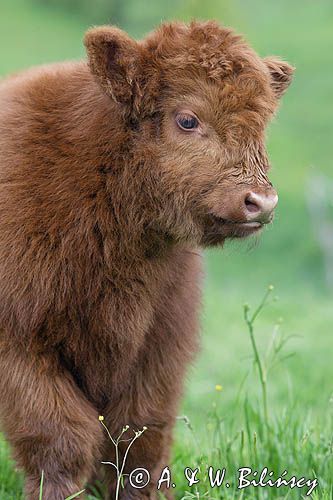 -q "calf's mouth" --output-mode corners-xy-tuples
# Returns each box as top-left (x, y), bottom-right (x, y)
(210, 214), (265, 236)
(200, 212), (274, 246)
